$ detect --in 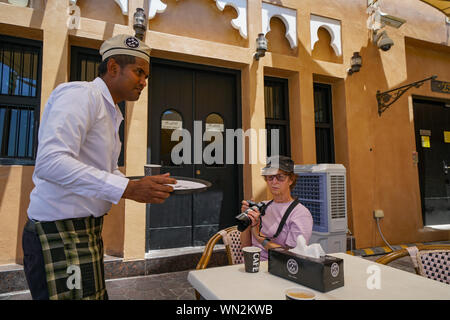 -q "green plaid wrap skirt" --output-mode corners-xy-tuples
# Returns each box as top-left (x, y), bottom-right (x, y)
(35, 216), (107, 300)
